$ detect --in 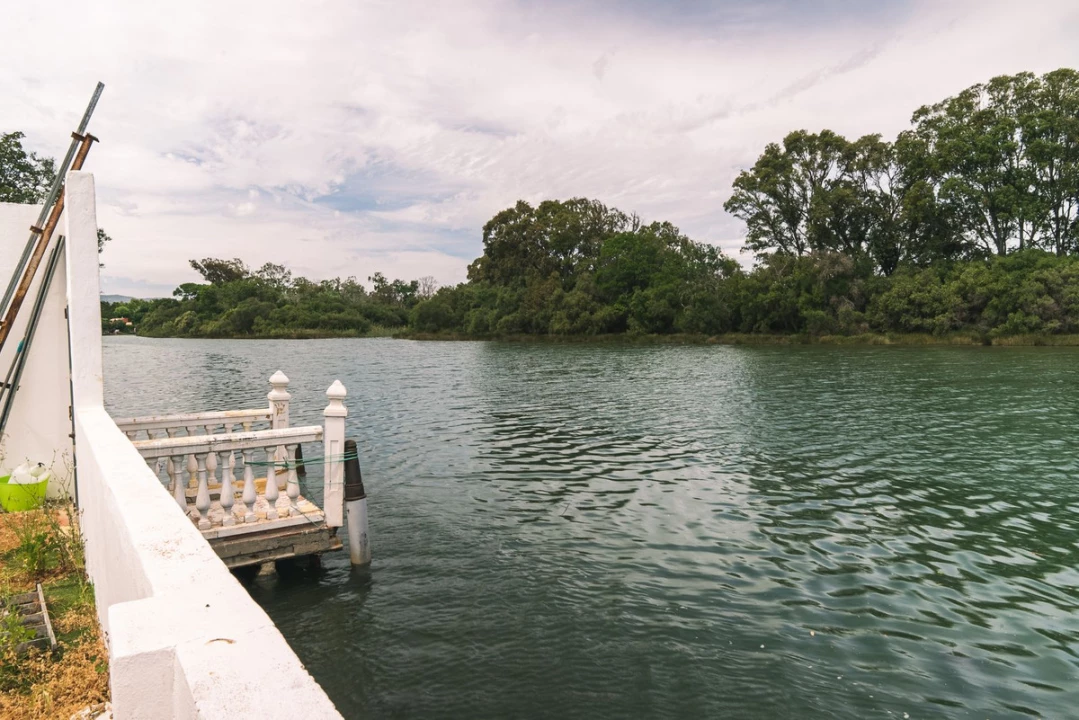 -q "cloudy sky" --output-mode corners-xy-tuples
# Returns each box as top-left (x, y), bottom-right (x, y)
(2, 0), (1077, 297)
